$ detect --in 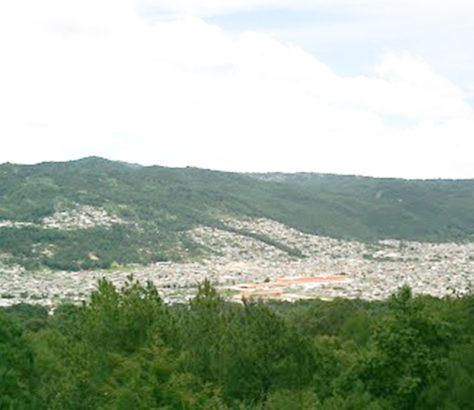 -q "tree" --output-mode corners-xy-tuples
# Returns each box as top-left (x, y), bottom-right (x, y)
(358, 286), (453, 409)
(0, 311), (37, 408)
